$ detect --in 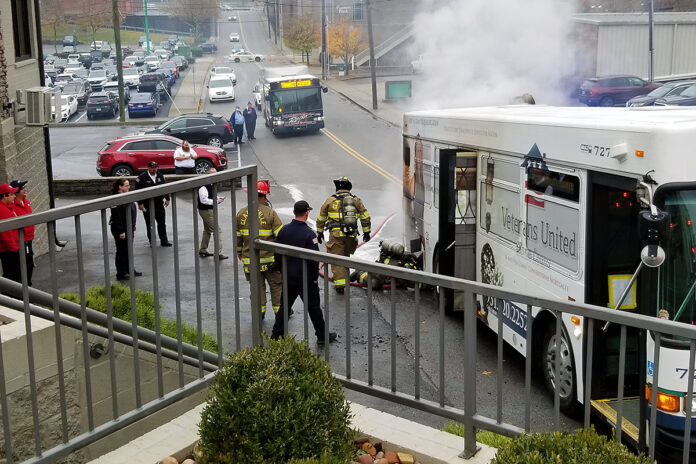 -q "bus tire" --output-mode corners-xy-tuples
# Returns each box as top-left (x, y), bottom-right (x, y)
(542, 323), (579, 414)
